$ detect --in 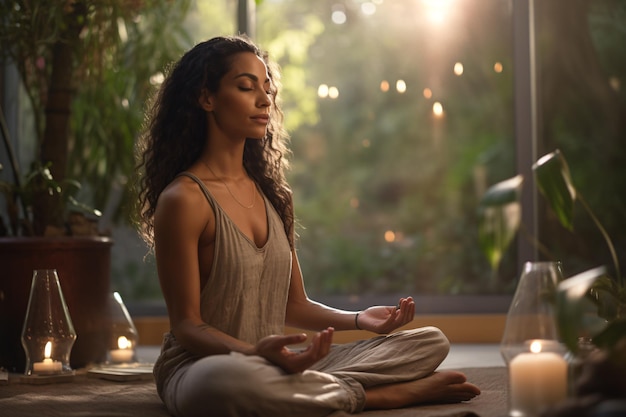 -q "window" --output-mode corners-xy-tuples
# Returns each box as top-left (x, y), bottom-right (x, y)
(532, 0), (626, 281)
(253, 0), (626, 311)
(256, 0), (518, 307)
(7, 1), (621, 316)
